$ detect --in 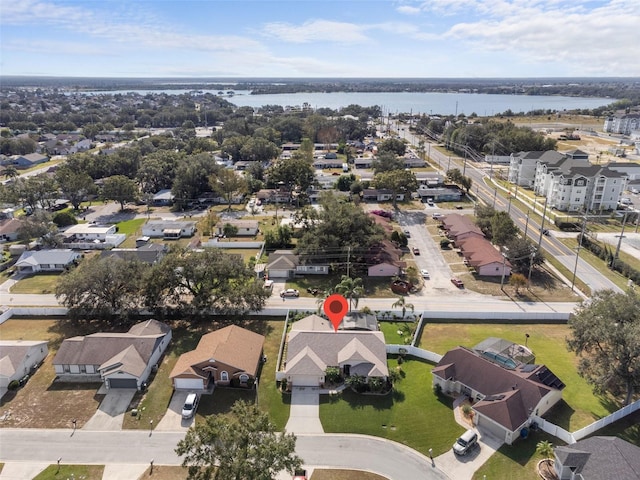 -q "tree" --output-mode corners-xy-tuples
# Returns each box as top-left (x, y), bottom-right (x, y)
(17, 210), (60, 246)
(371, 151), (404, 174)
(371, 169), (418, 208)
(378, 137), (406, 156)
(266, 155), (316, 199)
(567, 289), (640, 405)
(209, 169), (247, 211)
(335, 275), (364, 312)
(536, 440), (554, 467)
(55, 256), (149, 319)
(175, 400), (301, 480)
(509, 273), (528, 295)
(392, 295), (414, 319)
(490, 211), (519, 246)
(102, 175), (138, 211)
(144, 248), (269, 316)
(55, 166), (95, 210)
(296, 192), (384, 274)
